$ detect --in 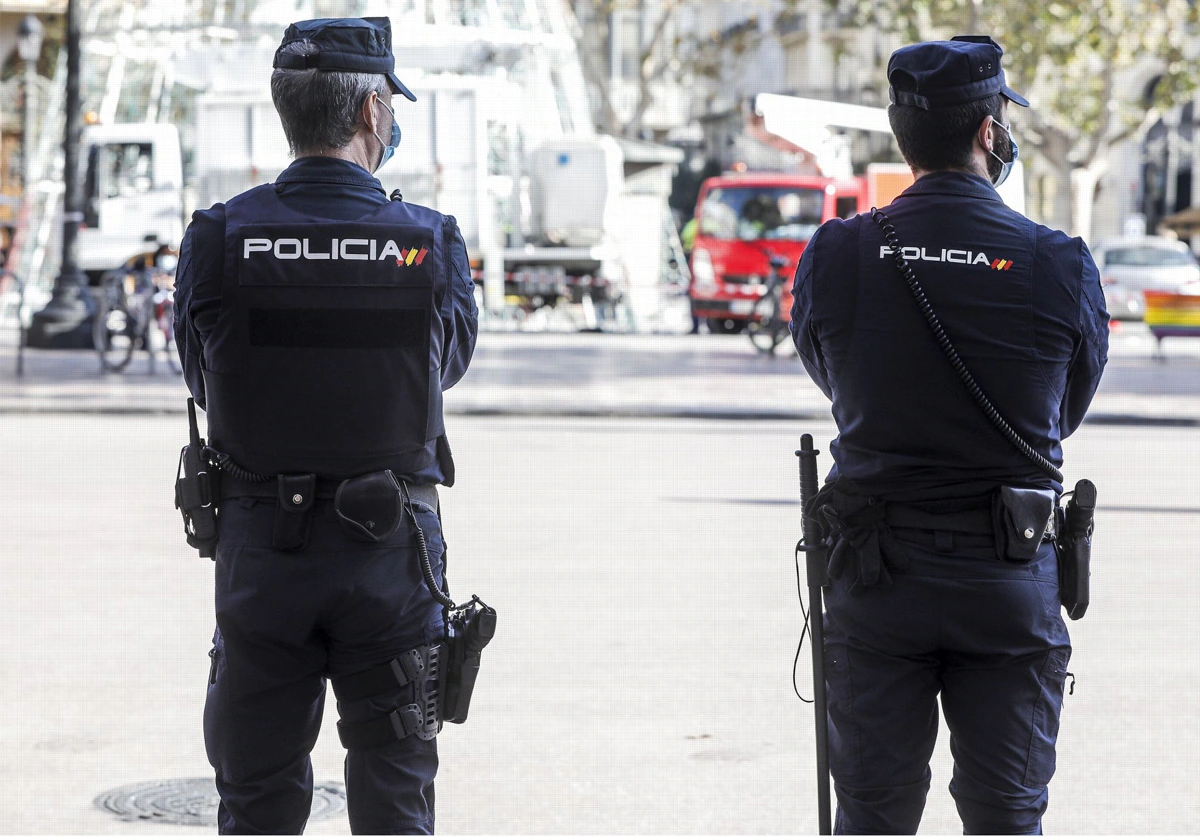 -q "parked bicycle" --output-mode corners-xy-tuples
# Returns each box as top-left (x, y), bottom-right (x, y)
(93, 246), (180, 374)
(746, 250), (793, 355)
